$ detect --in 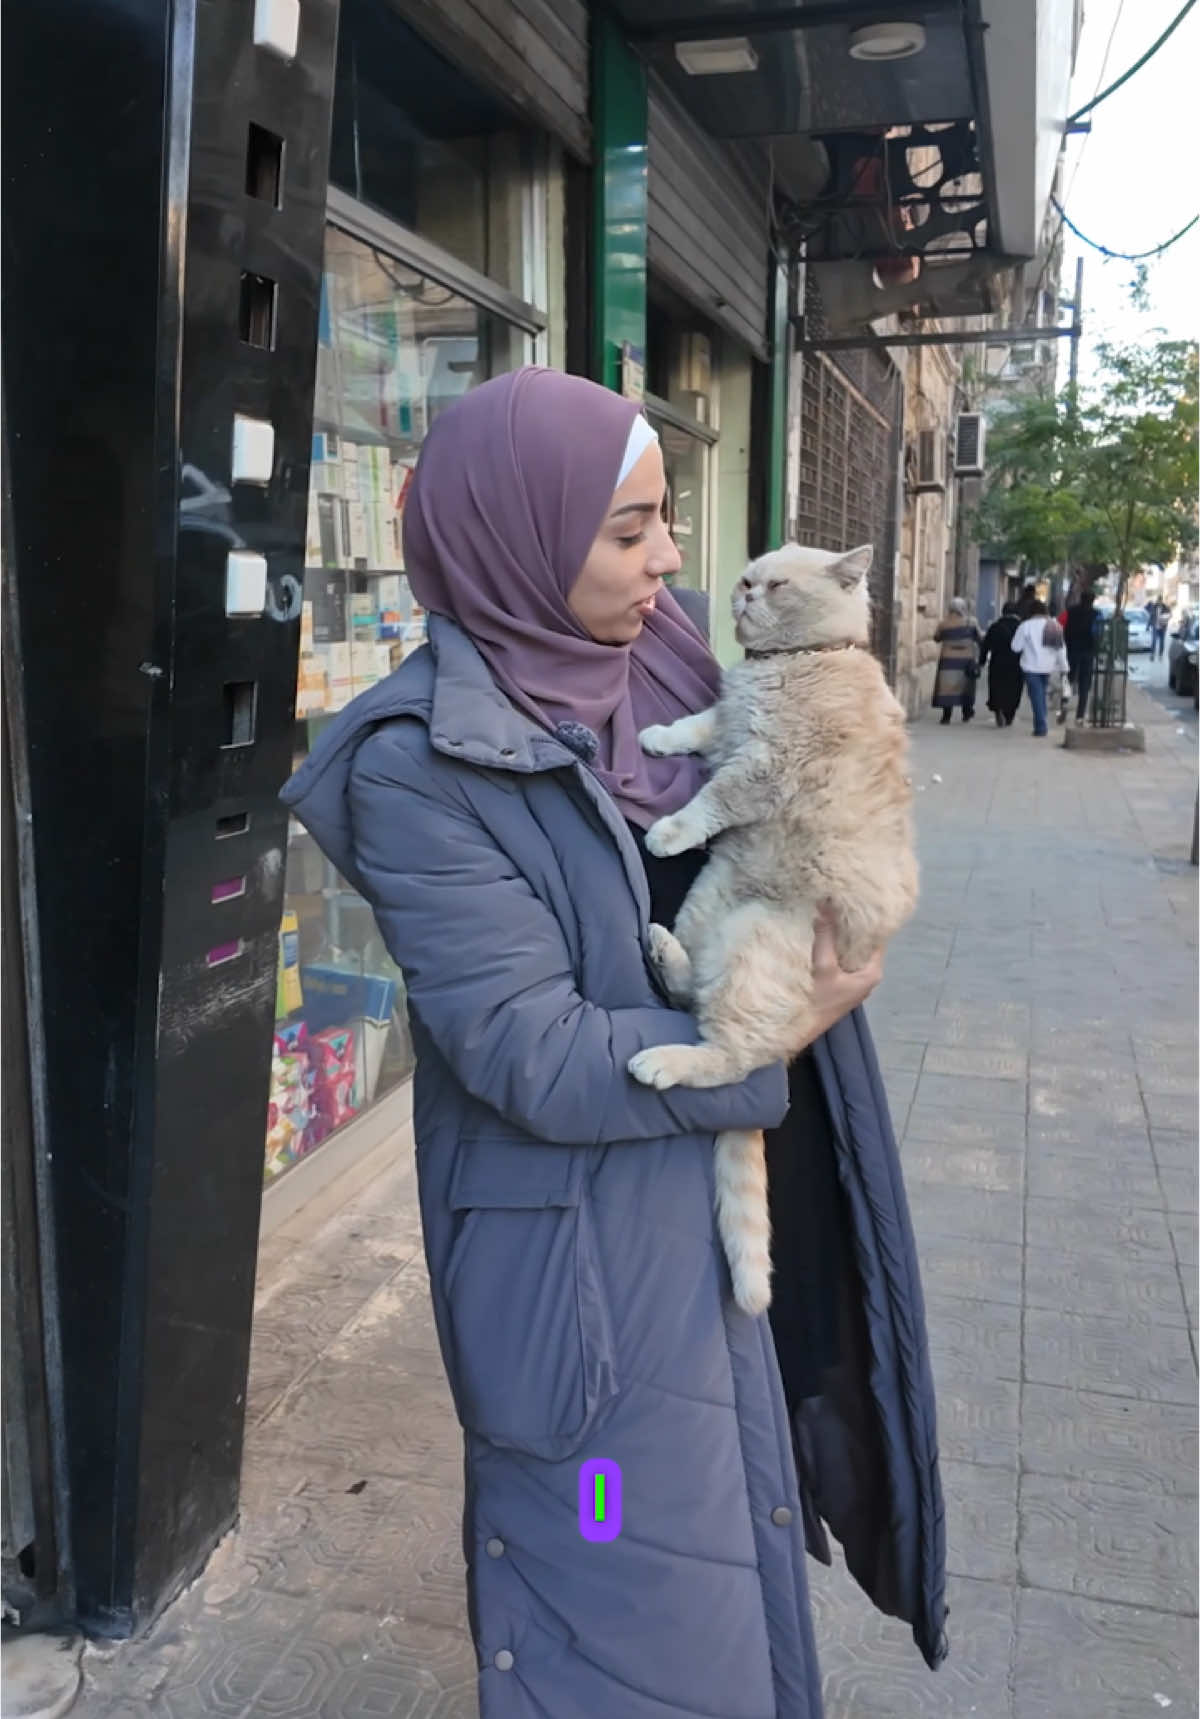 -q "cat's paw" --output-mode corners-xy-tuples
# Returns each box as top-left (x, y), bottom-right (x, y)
(628, 1046), (688, 1090)
(644, 813), (701, 858)
(647, 922), (693, 1003)
(638, 724), (675, 756)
